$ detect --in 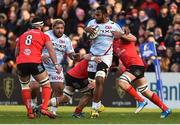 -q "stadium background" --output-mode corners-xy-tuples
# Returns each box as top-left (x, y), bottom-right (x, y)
(0, 0), (180, 123)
